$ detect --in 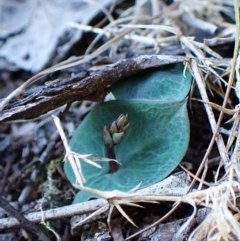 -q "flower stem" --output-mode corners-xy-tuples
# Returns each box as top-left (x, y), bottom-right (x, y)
(106, 146), (119, 173)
